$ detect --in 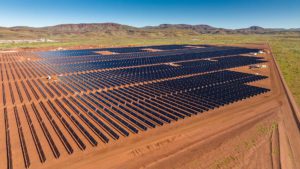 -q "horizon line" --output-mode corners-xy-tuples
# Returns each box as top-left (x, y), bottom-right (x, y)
(1, 22), (299, 30)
